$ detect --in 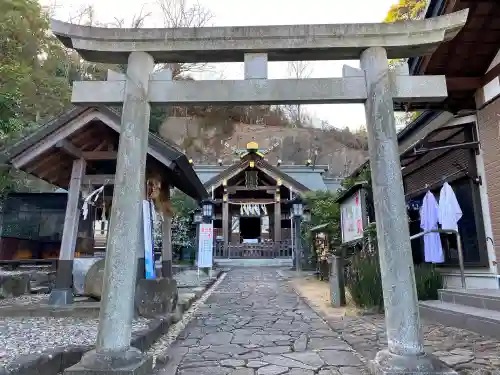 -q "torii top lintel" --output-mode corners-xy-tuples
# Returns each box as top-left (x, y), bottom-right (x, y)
(51, 10), (468, 65)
